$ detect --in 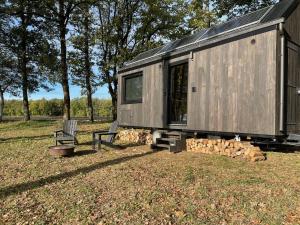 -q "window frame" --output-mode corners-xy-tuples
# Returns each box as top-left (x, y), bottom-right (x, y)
(122, 72), (143, 104)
